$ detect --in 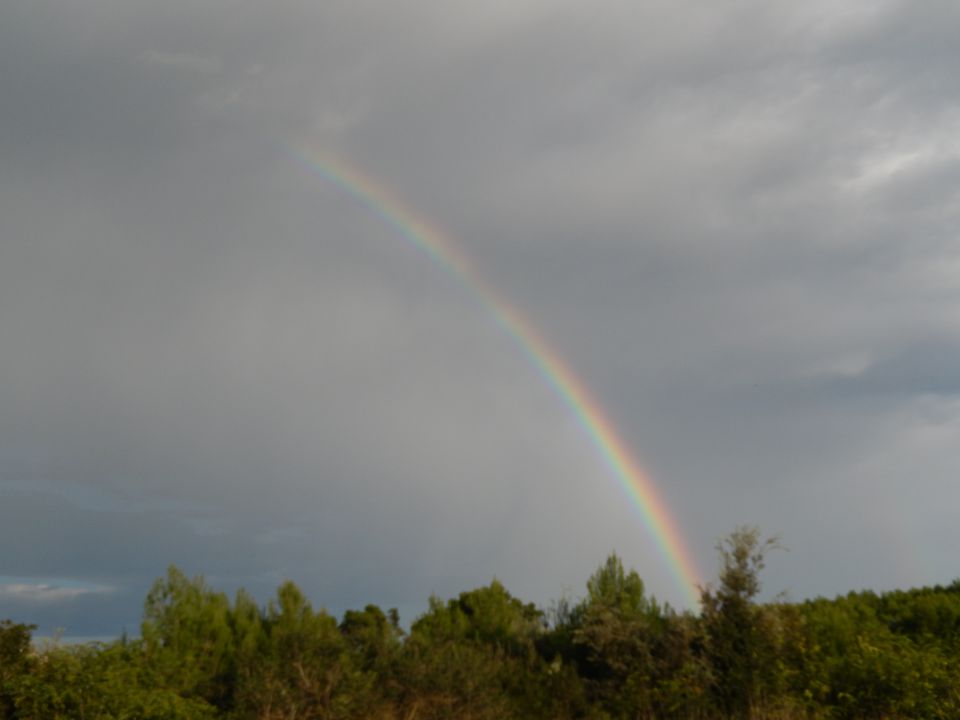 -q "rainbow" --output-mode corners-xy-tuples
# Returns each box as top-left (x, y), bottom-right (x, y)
(289, 146), (701, 607)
